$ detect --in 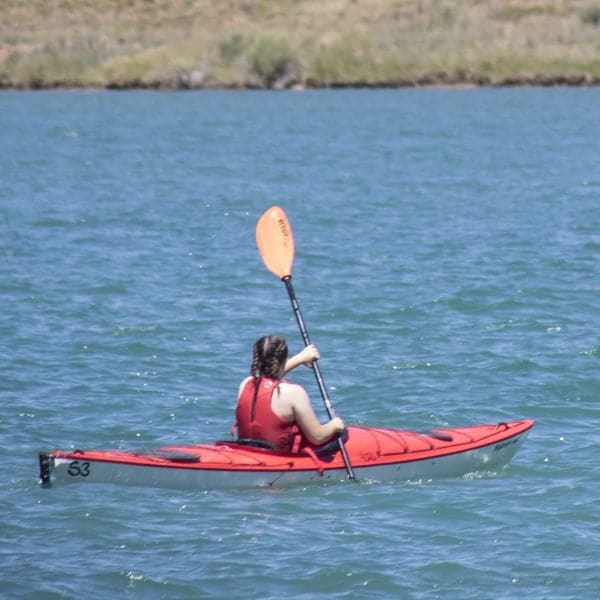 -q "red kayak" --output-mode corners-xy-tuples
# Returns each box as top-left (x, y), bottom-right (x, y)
(39, 419), (533, 490)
